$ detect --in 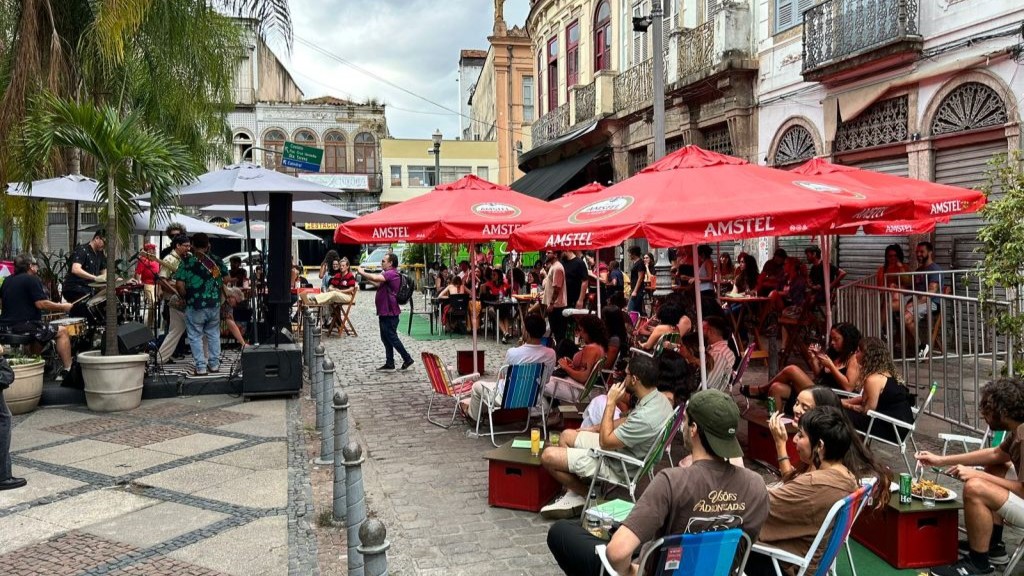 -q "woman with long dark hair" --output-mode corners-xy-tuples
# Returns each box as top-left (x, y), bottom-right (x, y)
(544, 314), (608, 403)
(842, 336), (915, 442)
(319, 249), (340, 290)
(746, 406), (891, 576)
(743, 322), (862, 415)
(769, 386), (842, 478)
